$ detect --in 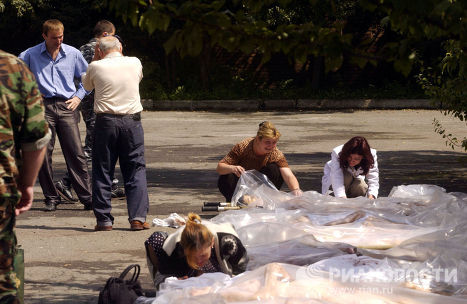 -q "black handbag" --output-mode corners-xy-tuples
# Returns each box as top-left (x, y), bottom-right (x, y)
(98, 264), (144, 304)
